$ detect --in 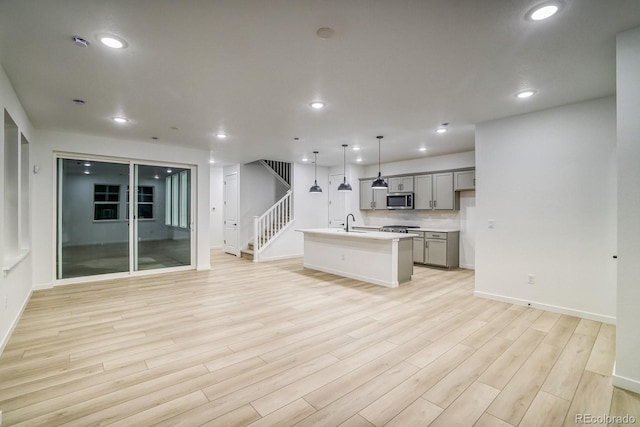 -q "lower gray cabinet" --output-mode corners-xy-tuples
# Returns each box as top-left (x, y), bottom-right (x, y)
(413, 230), (459, 269)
